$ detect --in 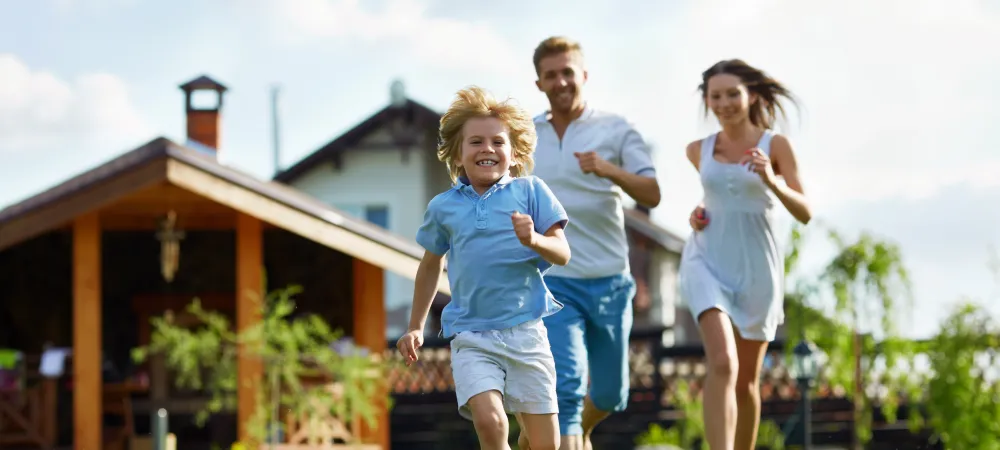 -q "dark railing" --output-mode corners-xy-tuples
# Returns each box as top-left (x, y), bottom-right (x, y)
(385, 328), (940, 450)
